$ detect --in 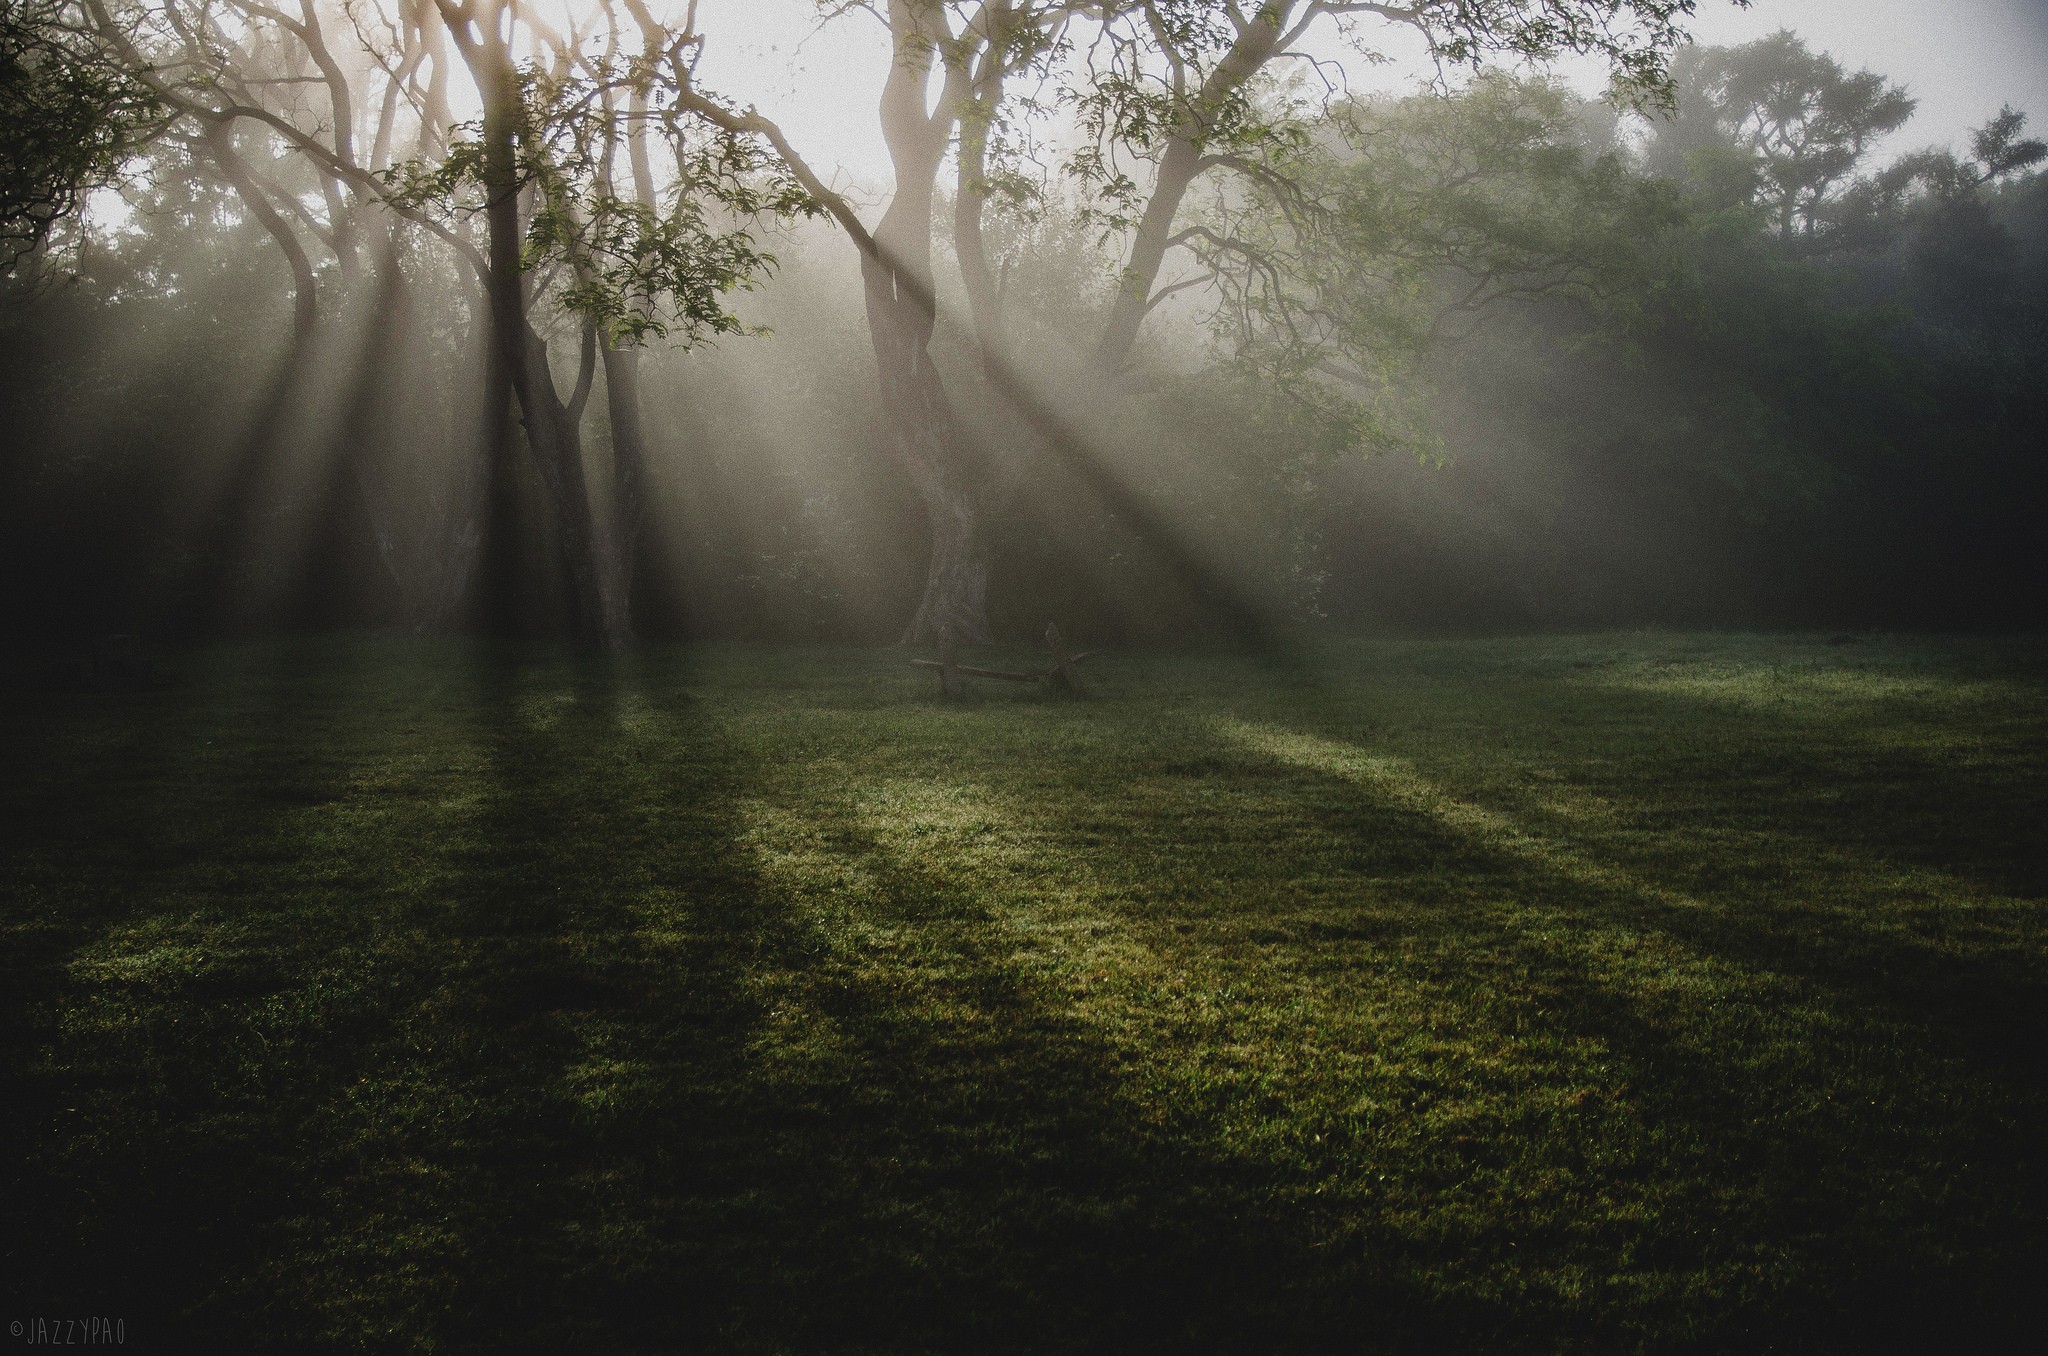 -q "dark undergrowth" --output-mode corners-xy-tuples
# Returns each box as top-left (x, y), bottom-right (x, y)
(3, 632), (2043, 1353)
